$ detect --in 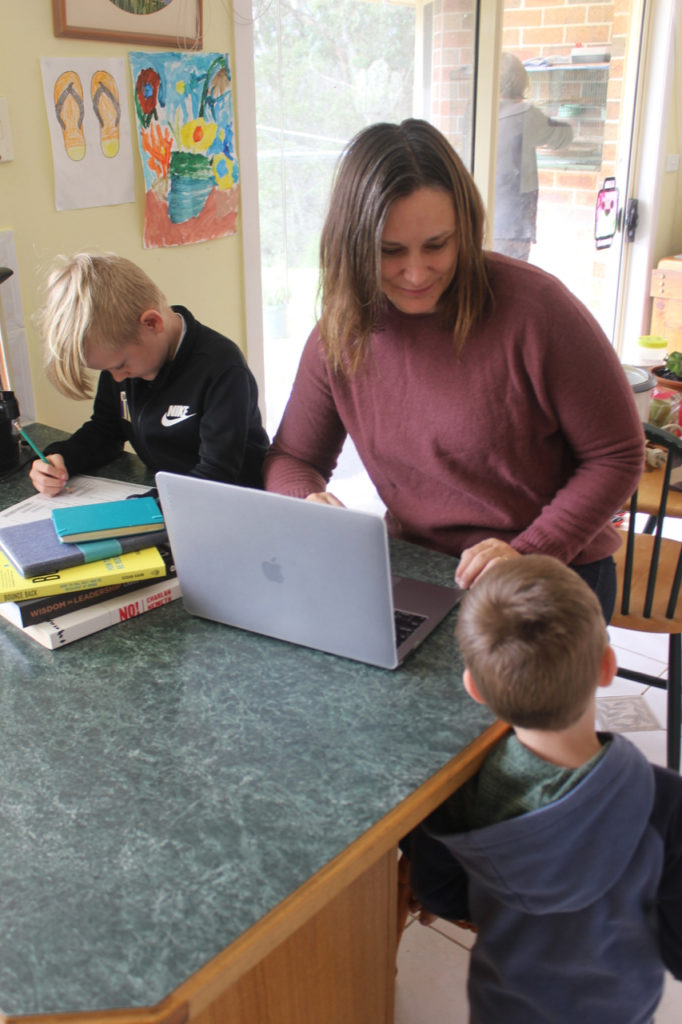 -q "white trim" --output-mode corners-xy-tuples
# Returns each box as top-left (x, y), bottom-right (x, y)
(413, 0), (425, 117)
(472, 0), (503, 228)
(617, 0), (680, 361)
(233, 0), (267, 418)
